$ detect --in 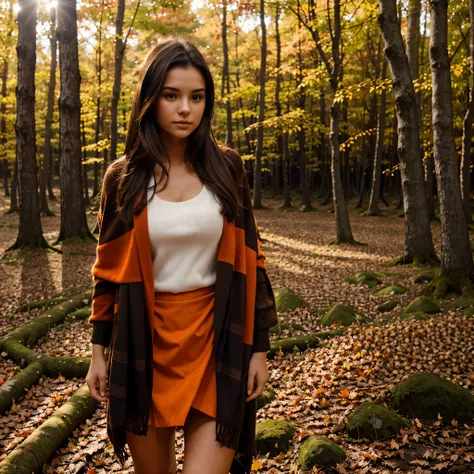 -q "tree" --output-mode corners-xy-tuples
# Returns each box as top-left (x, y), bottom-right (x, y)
(7, 0), (50, 250)
(460, 0), (474, 225)
(378, 0), (438, 265)
(252, 0), (267, 209)
(40, 6), (57, 217)
(56, 0), (94, 242)
(424, 0), (474, 295)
